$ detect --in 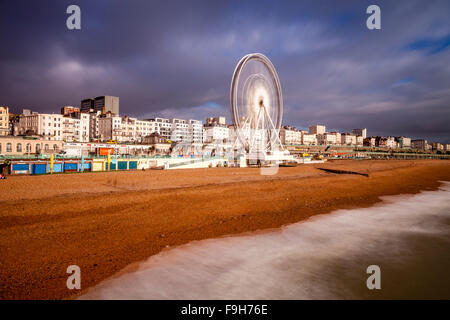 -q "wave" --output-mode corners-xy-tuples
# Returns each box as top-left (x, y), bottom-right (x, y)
(80, 182), (450, 299)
